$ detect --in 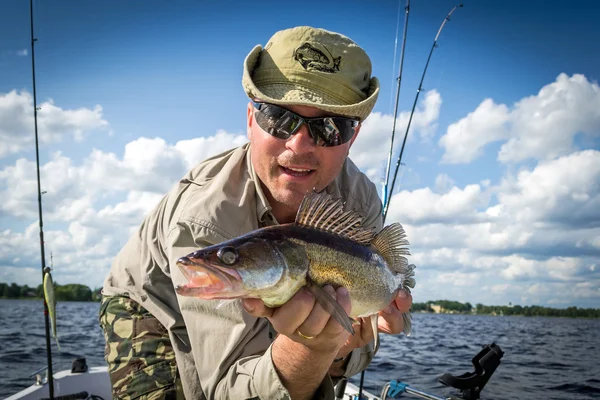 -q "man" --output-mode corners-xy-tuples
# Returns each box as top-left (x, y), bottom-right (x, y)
(100, 26), (413, 400)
